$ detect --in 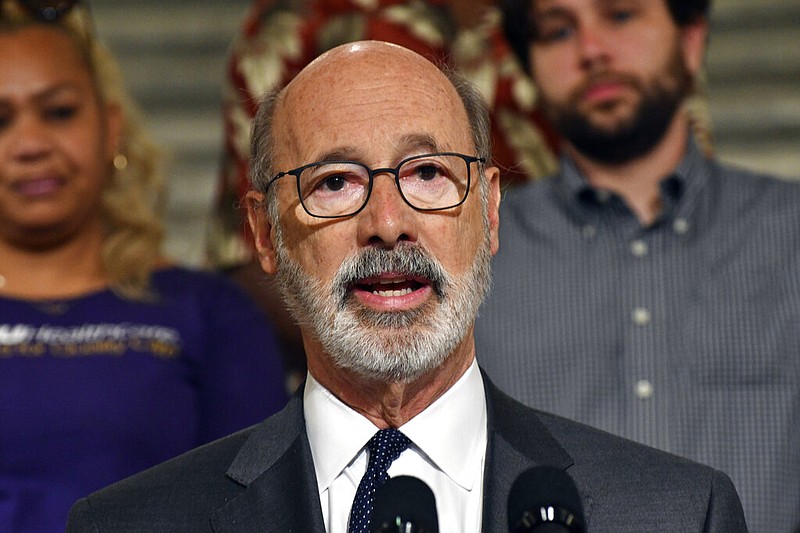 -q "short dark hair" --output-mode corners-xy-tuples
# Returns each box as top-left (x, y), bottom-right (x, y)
(500, 0), (712, 72)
